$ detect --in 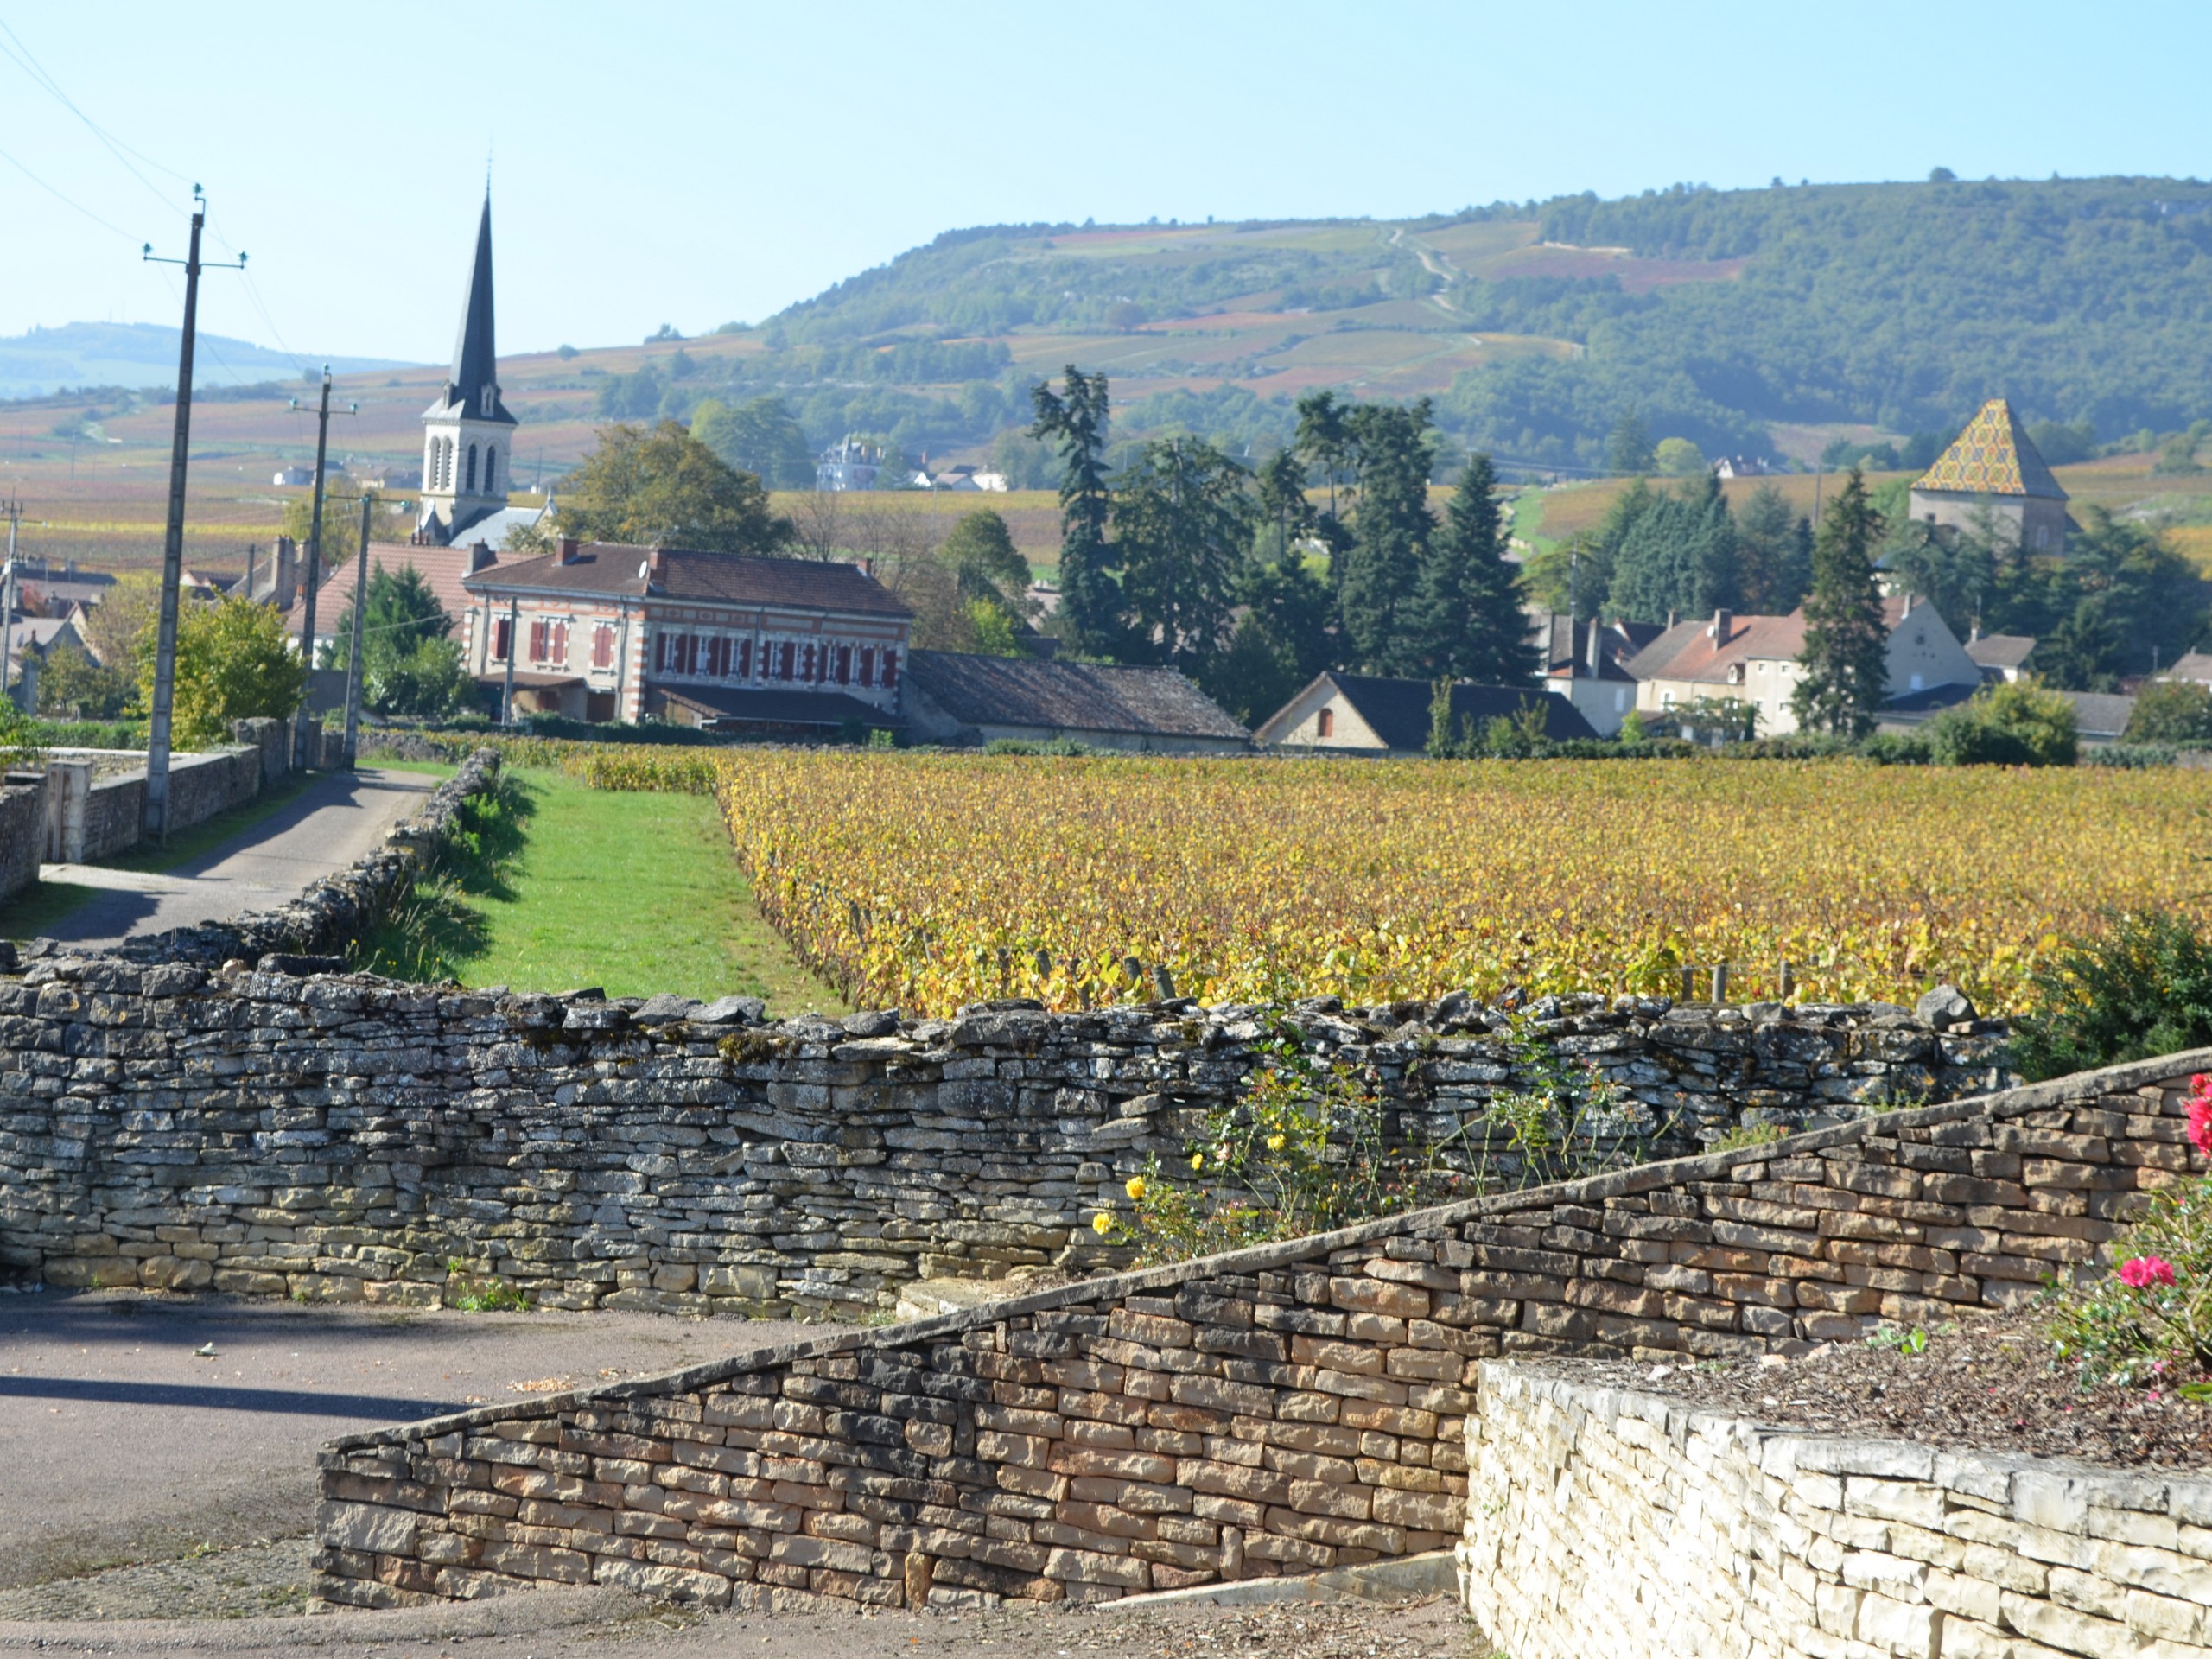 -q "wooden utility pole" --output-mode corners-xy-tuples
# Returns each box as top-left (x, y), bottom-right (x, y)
(501, 595), (518, 724)
(0, 496), (22, 709)
(341, 493), (372, 768)
(142, 191), (245, 843)
(290, 368), (356, 771)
